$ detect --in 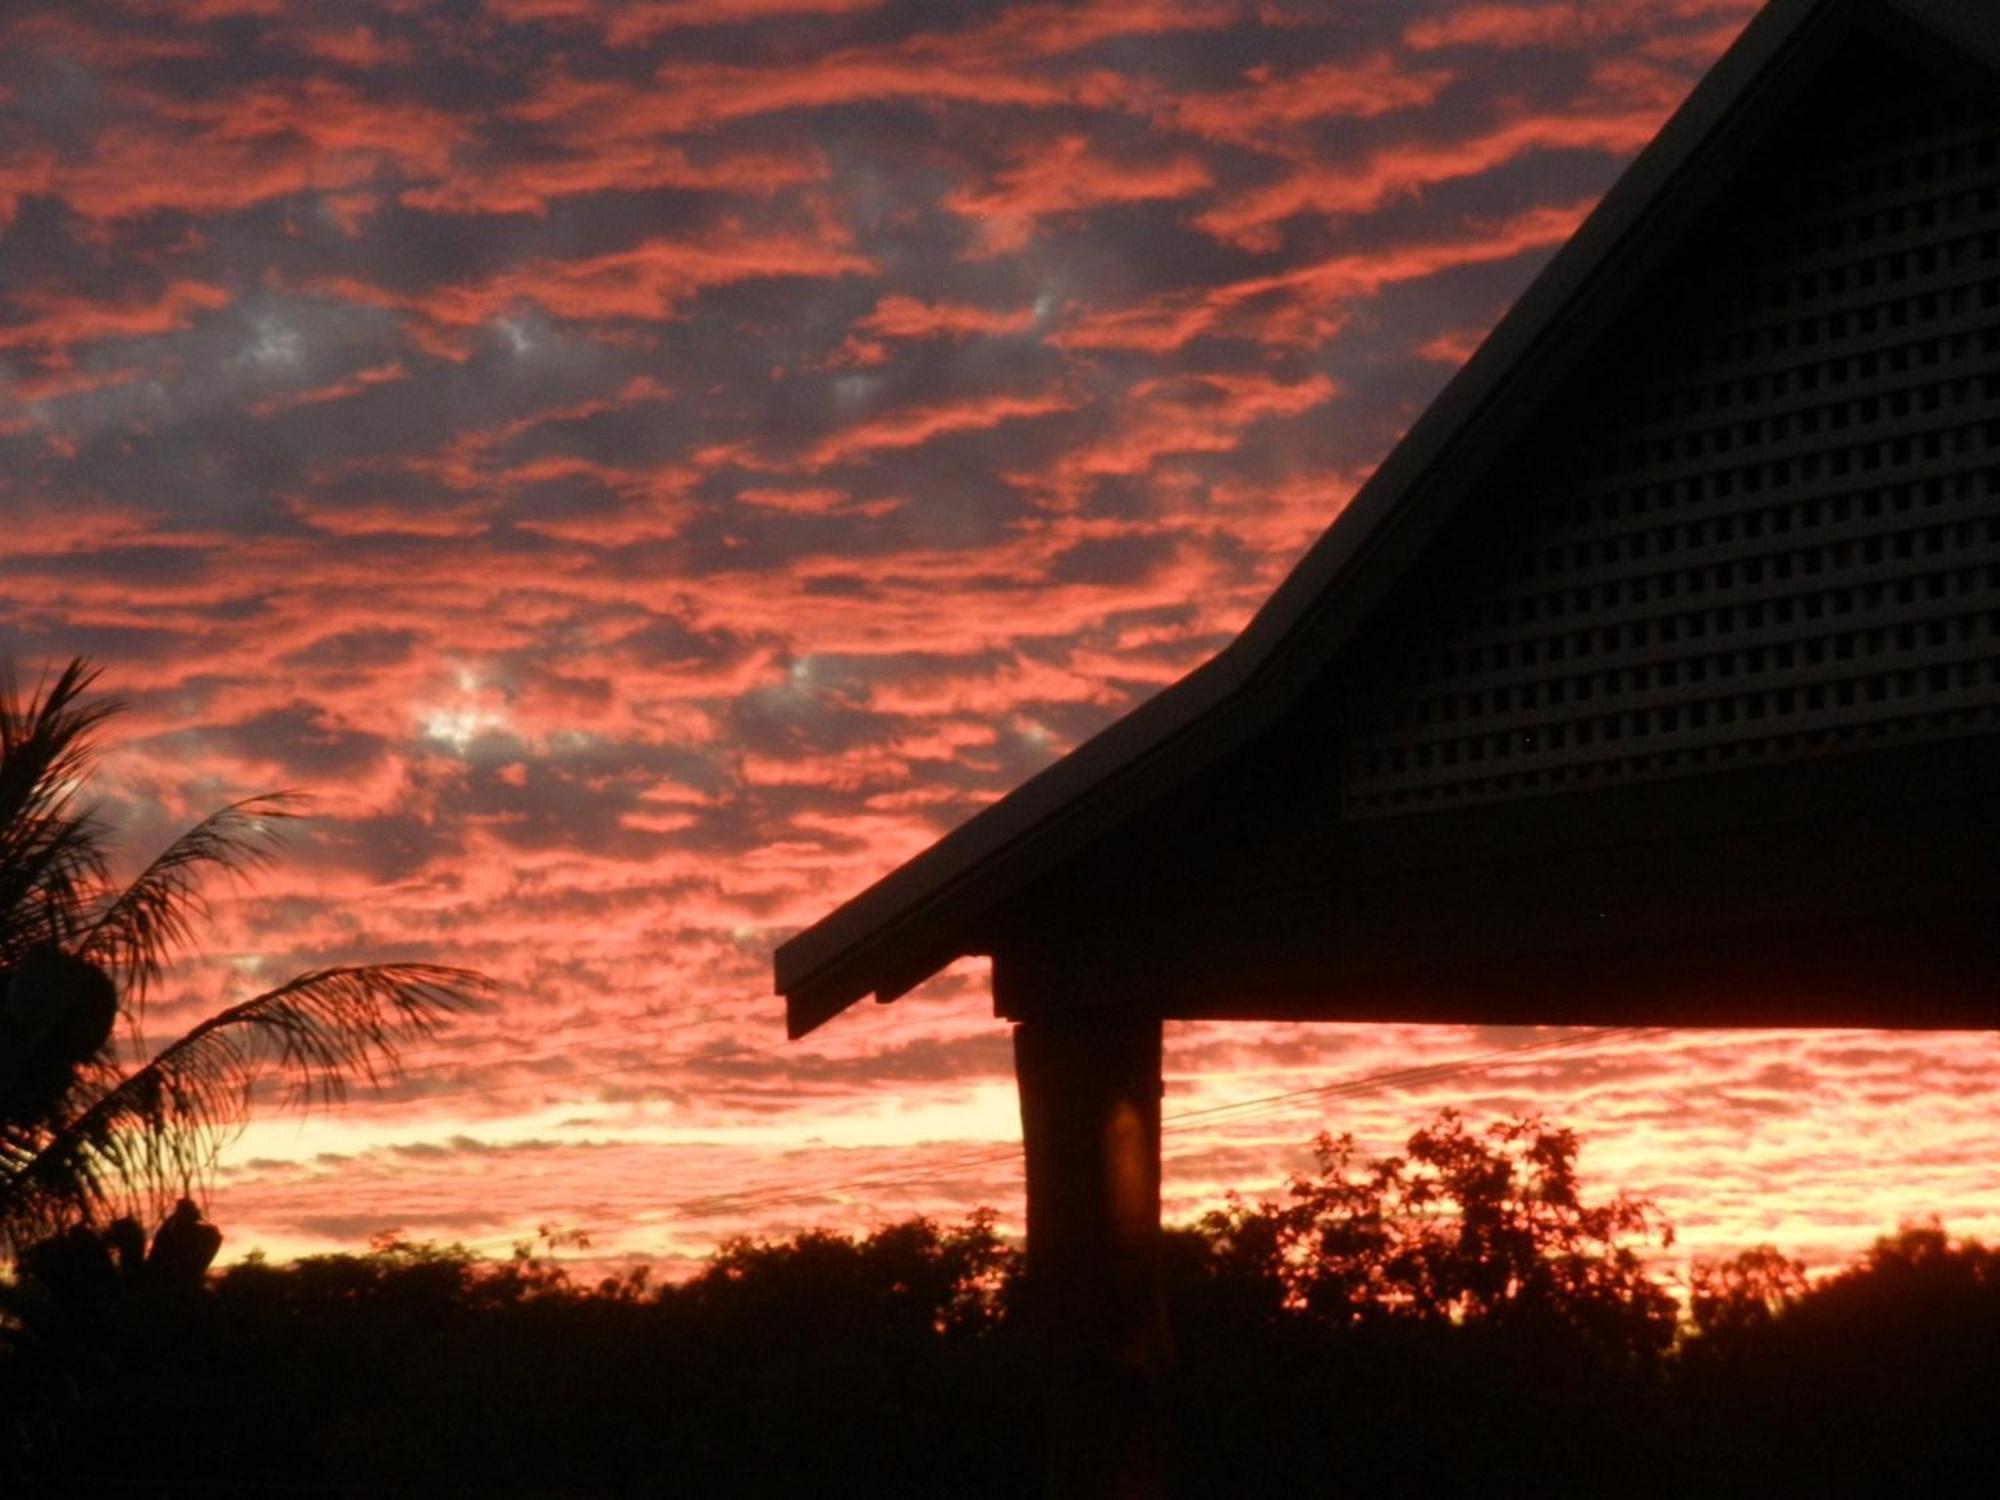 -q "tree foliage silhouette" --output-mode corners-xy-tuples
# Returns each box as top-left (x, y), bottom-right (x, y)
(7, 1104), (1998, 1493)
(0, 659), (488, 1257)
(1685, 1242), (1809, 1342)
(1190, 1108), (1677, 1363)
